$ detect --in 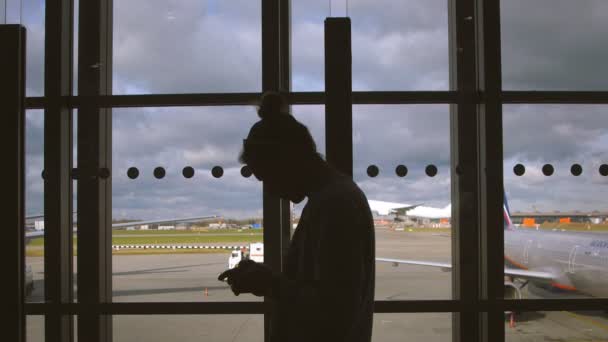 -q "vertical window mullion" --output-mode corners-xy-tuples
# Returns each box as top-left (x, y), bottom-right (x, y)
(76, 1), (113, 341)
(261, 1), (285, 342)
(44, 0), (74, 341)
(475, 0), (505, 341)
(279, 0), (293, 263)
(449, 0), (481, 341)
(1, 24), (27, 342)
